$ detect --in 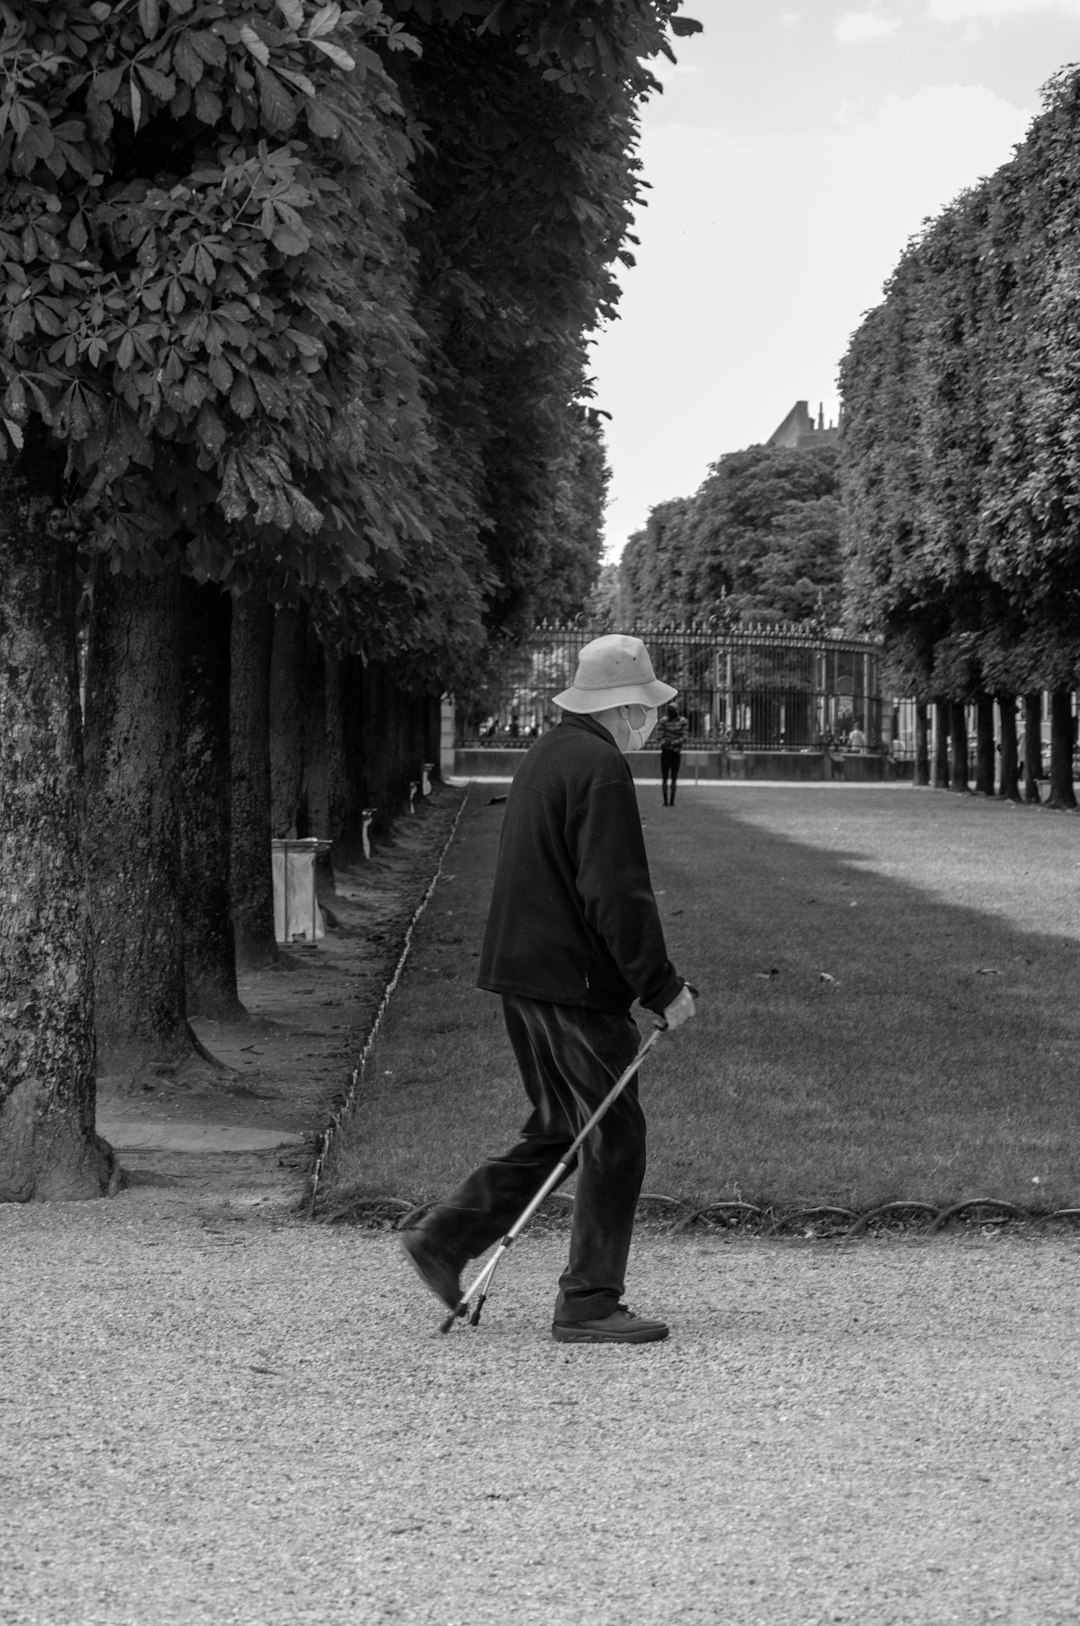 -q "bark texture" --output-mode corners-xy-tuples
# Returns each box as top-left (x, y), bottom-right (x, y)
(1022, 693), (1042, 804)
(269, 606), (308, 840)
(0, 444), (113, 1200)
(360, 664), (440, 838)
(914, 702), (930, 788)
(996, 696), (1020, 802)
(947, 702), (969, 792)
(85, 566), (190, 1076)
(230, 589), (278, 969)
(1045, 687), (1077, 810)
(180, 581), (242, 1020)
(323, 651), (349, 873)
(973, 693), (995, 796)
(325, 653), (369, 869)
(301, 635), (330, 844)
(932, 701), (950, 788)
